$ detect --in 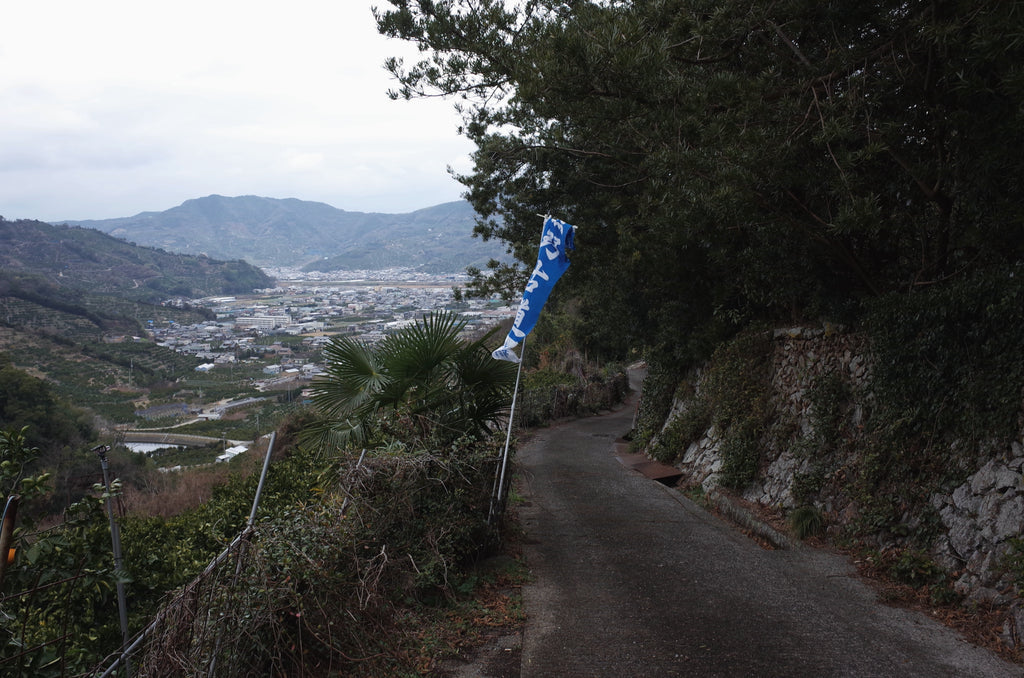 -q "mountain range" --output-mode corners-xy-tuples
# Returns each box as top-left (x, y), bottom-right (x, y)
(64, 195), (508, 272)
